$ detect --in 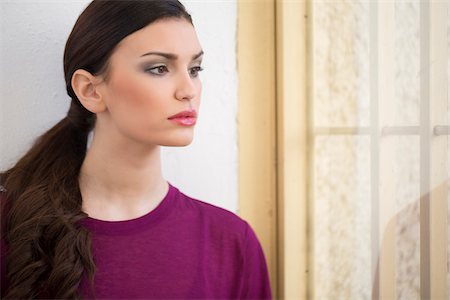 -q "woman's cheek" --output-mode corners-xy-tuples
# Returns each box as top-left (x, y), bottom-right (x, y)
(112, 79), (149, 114)
(108, 70), (169, 119)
